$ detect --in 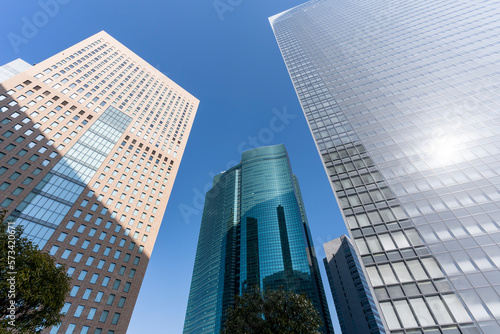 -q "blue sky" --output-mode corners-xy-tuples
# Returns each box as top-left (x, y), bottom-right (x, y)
(1, 1), (347, 332)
